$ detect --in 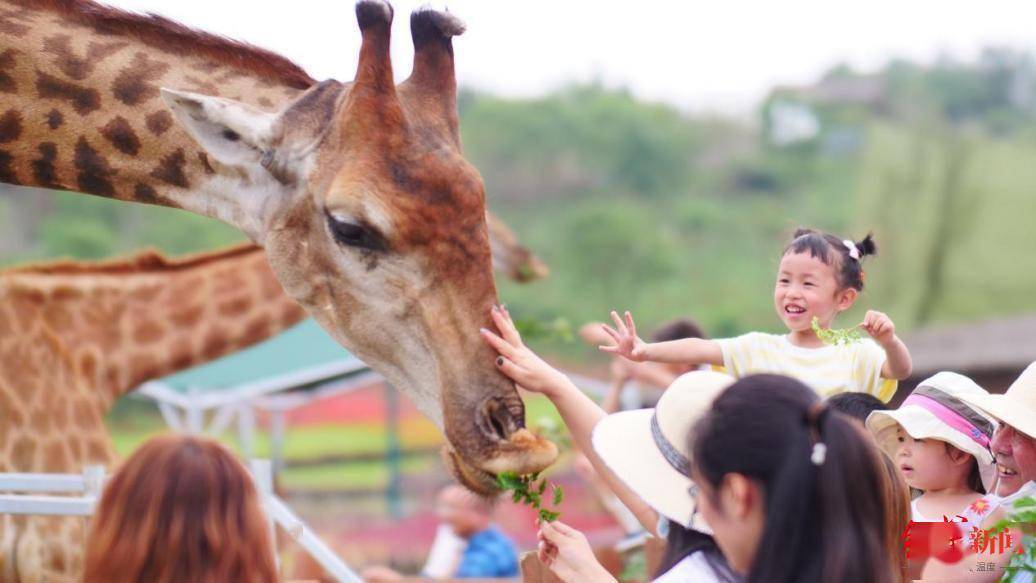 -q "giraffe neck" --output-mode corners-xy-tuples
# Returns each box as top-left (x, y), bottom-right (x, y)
(0, 0), (314, 234)
(0, 244), (307, 409)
